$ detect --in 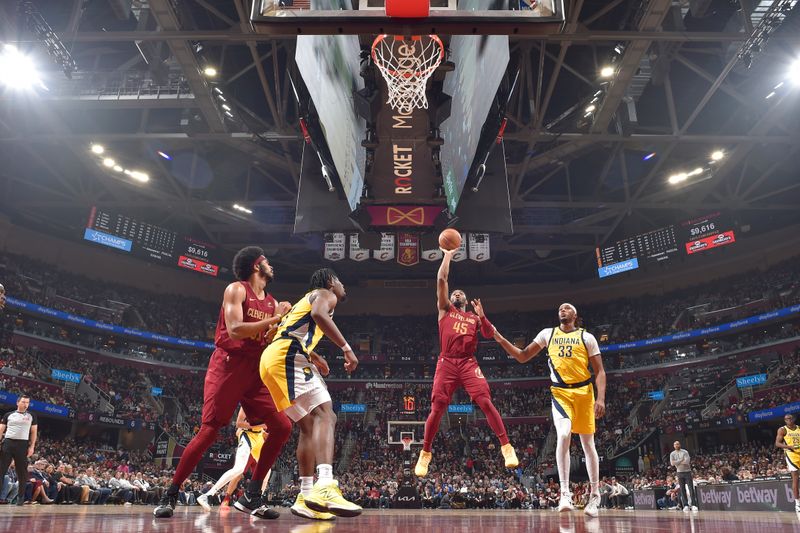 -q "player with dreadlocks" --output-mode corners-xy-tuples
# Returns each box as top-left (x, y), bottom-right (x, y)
(259, 268), (362, 520)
